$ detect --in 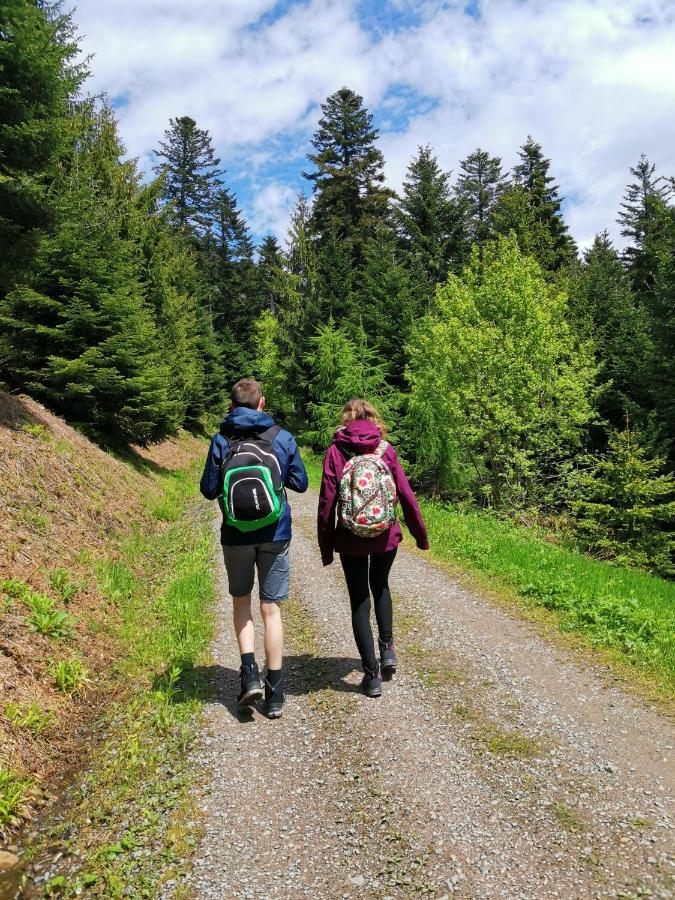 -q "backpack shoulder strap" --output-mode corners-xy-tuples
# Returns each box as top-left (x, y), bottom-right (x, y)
(375, 440), (389, 458)
(258, 424), (282, 443)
